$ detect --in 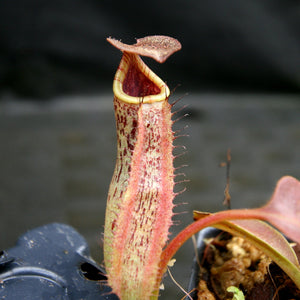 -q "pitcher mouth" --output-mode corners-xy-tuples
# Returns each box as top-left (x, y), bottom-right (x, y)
(113, 52), (170, 104)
